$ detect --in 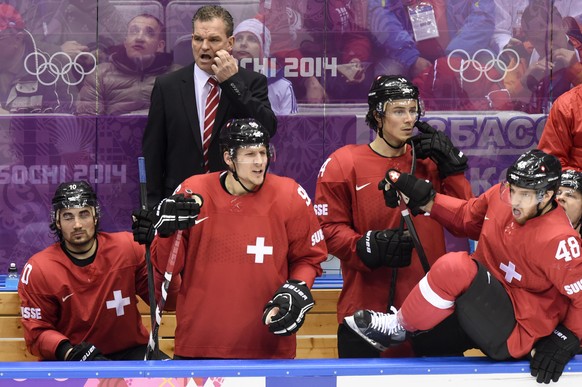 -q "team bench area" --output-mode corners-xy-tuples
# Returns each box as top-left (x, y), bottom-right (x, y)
(0, 289), (340, 361)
